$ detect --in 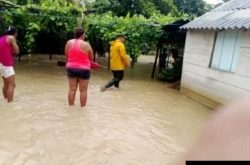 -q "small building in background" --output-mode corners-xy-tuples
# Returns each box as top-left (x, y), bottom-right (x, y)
(181, 0), (250, 108)
(151, 20), (189, 83)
